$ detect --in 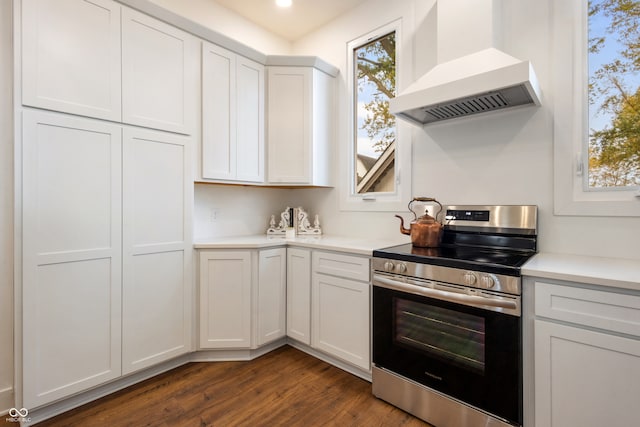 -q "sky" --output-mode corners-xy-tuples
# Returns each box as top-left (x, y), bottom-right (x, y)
(588, 1), (639, 133)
